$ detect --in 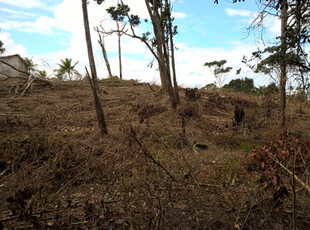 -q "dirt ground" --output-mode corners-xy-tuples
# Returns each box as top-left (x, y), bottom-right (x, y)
(0, 78), (309, 229)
